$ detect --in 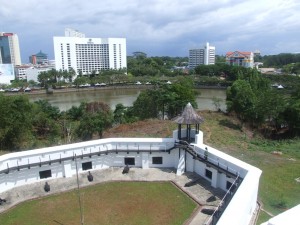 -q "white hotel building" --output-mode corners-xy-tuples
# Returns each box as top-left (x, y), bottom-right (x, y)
(53, 29), (127, 75)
